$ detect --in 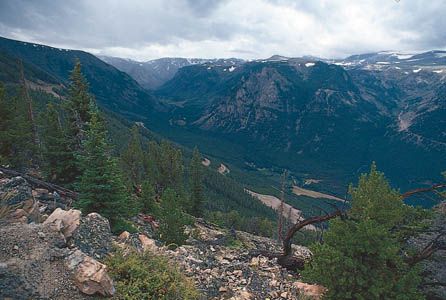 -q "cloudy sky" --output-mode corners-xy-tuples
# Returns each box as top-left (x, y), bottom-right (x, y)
(0, 0), (445, 61)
